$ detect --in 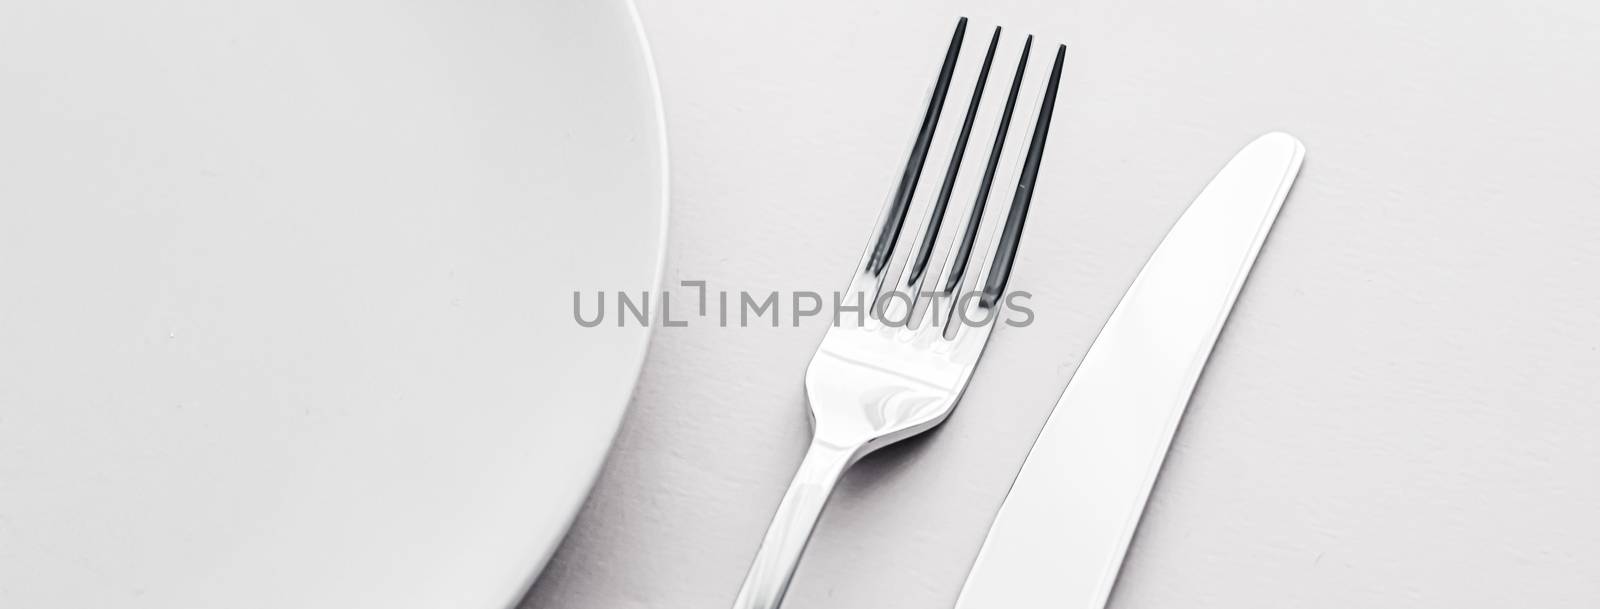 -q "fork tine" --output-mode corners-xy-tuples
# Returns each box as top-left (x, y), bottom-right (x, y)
(859, 18), (967, 286)
(978, 44), (1065, 308)
(900, 26), (1002, 295)
(933, 34), (1032, 303)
